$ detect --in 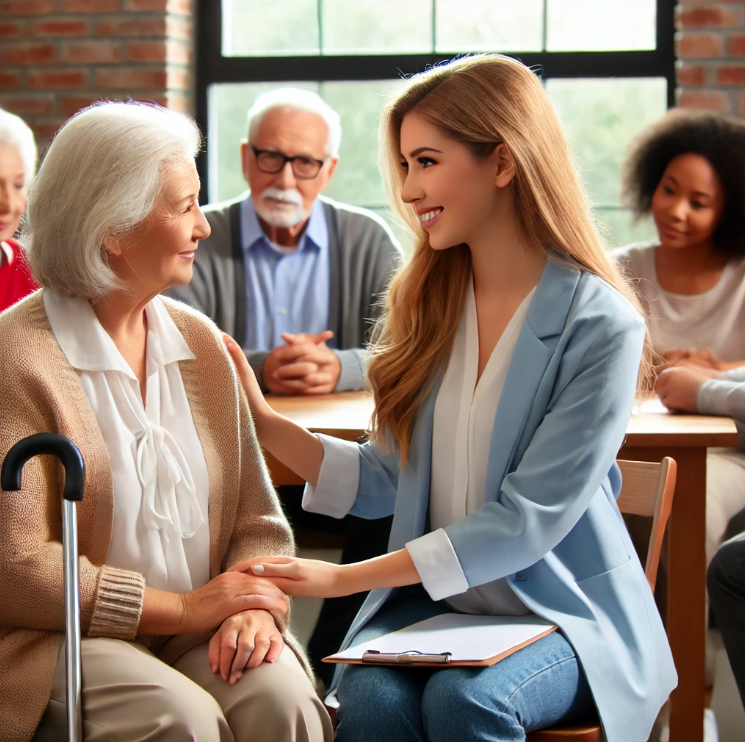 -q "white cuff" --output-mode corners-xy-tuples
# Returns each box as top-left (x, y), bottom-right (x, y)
(302, 434), (360, 519)
(405, 529), (470, 602)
